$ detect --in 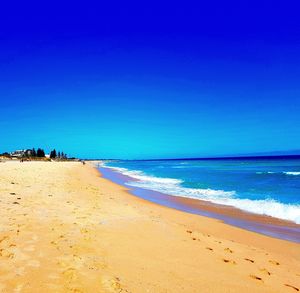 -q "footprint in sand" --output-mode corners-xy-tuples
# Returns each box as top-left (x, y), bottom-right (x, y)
(224, 248), (233, 253)
(101, 276), (127, 292)
(250, 275), (263, 282)
(206, 247), (213, 251)
(269, 260), (280, 266)
(223, 259), (236, 265)
(259, 268), (271, 275)
(63, 267), (77, 281)
(14, 284), (24, 292)
(4, 252), (14, 259)
(0, 236), (9, 244)
(284, 284), (299, 291)
(80, 228), (89, 234)
(245, 258), (255, 263)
